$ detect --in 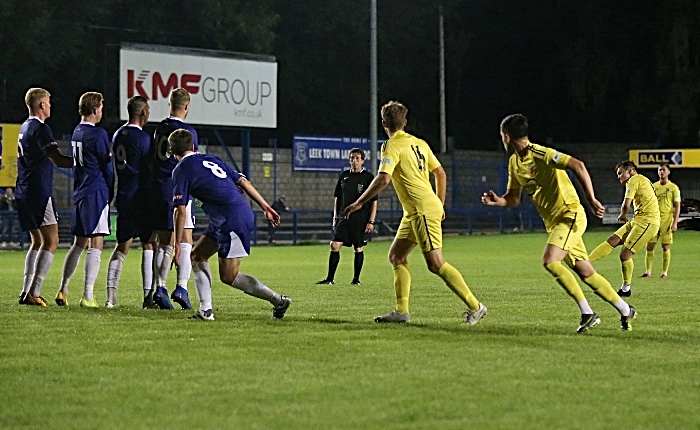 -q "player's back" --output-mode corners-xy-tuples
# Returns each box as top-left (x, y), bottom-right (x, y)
(112, 124), (151, 202)
(152, 117), (199, 187)
(16, 117), (57, 200)
(71, 122), (113, 201)
(380, 130), (442, 218)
